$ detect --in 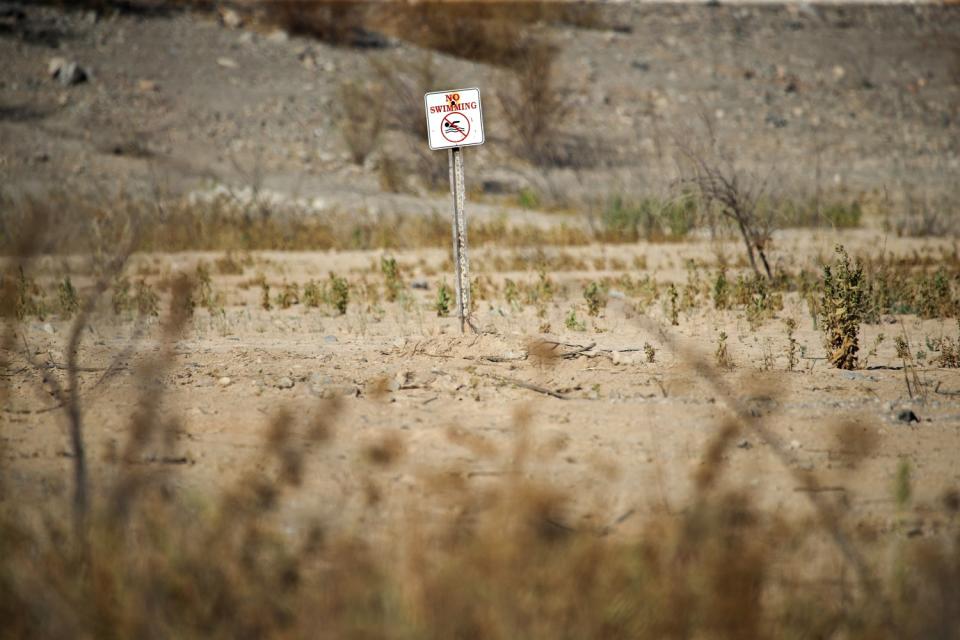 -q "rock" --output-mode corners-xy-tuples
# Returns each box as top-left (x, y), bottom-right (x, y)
(276, 376), (295, 390)
(323, 335), (338, 344)
(138, 79), (159, 93)
(608, 289), (625, 300)
(311, 384), (358, 399)
(217, 376), (232, 387)
(299, 50), (317, 70)
(42, 322), (55, 334)
(219, 8), (242, 29)
(737, 439), (752, 449)
(480, 170), (529, 195)
(896, 409), (920, 424)
(309, 372), (333, 386)
(611, 351), (635, 365)
(48, 57), (88, 86)
(390, 370), (415, 391)
(267, 29), (289, 43)
(410, 280), (429, 290)
(789, 439), (802, 451)
(216, 57), (238, 69)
